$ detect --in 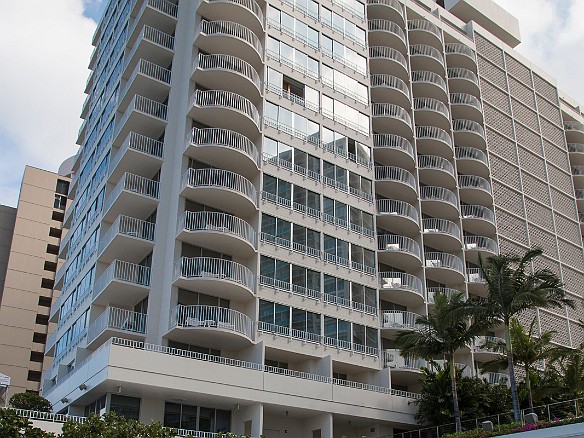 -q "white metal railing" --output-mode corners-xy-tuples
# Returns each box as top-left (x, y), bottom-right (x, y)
(116, 131), (164, 165)
(450, 92), (482, 111)
(568, 143), (584, 153)
(190, 127), (259, 167)
(194, 53), (261, 92)
(265, 48), (318, 81)
(184, 167), (258, 206)
(369, 46), (408, 70)
(458, 174), (492, 192)
(382, 310), (422, 330)
(6, 409), (86, 425)
(575, 189), (584, 200)
(99, 215), (155, 253)
(368, 19), (406, 44)
(103, 172), (160, 214)
(372, 103), (412, 126)
(266, 82), (319, 112)
(408, 19), (442, 41)
(409, 44), (444, 64)
(172, 305), (254, 340)
(461, 204), (495, 223)
(447, 67), (479, 86)
(259, 275), (320, 301)
(141, 25), (175, 50)
(260, 232), (320, 258)
(366, 0), (404, 18)
(411, 70), (447, 92)
(425, 252), (464, 273)
(466, 267), (486, 283)
(93, 260), (151, 299)
(571, 165), (584, 176)
(323, 251), (376, 276)
(279, 0), (319, 20)
(373, 133), (415, 158)
(473, 335), (505, 353)
(268, 17), (321, 50)
(144, 0), (179, 17)
(418, 154), (455, 176)
(131, 58), (171, 86)
(420, 186), (458, 207)
(199, 19), (263, 56)
(452, 119), (485, 138)
(464, 235), (498, 253)
(206, 0), (264, 26)
(176, 256), (256, 292)
(378, 234), (421, 258)
(455, 146), (488, 166)
(376, 198), (419, 223)
(445, 43), (476, 61)
(414, 97), (450, 119)
(384, 349), (426, 370)
(422, 218), (461, 240)
(370, 74), (409, 96)
(261, 191), (322, 219)
(379, 271), (423, 296)
(427, 287), (461, 304)
(180, 211), (256, 248)
(263, 152), (320, 182)
(479, 372), (509, 385)
(375, 165), (416, 190)
(87, 307), (147, 345)
(130, 94), (168, 120)
(192, 89), (260, 127)
(565, 121), (584, 133)
(416, 125), (453, 147)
